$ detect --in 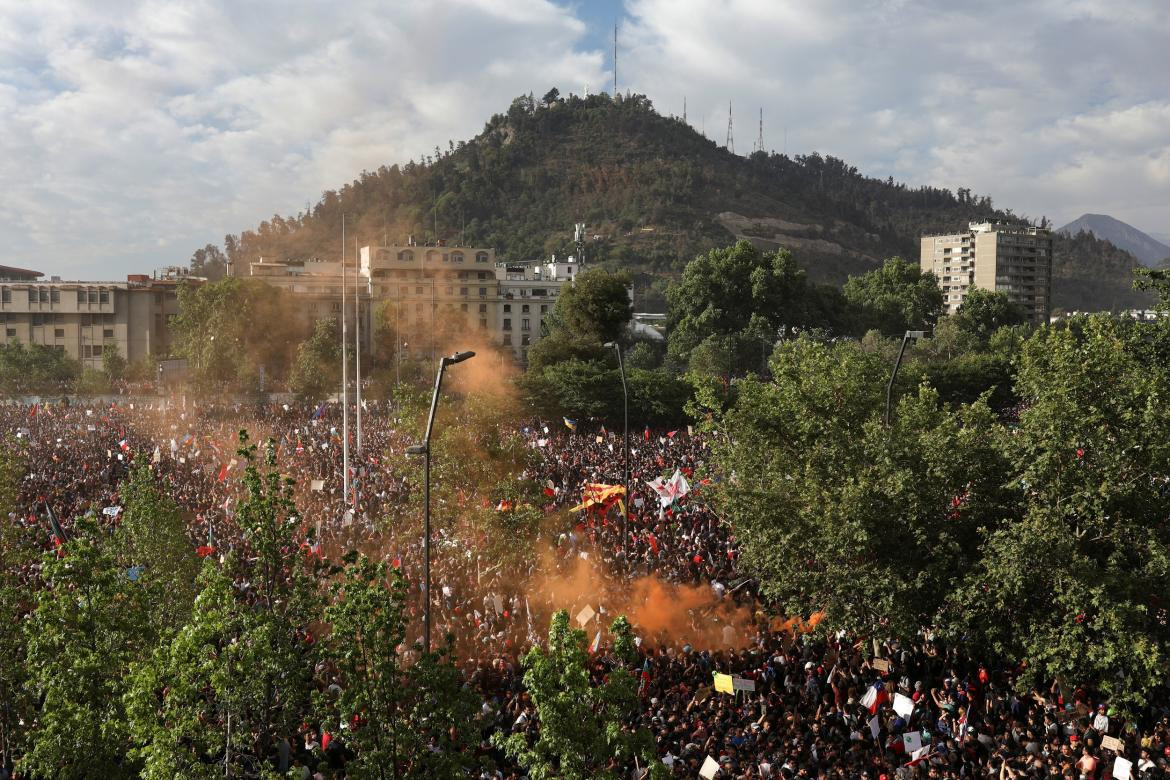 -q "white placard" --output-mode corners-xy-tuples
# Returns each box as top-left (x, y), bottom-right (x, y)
(699, 756), (721, 779)
(893, 693), (914, 718)
(1114, 757), (1133, 780)
(575, 604), (596, 626)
